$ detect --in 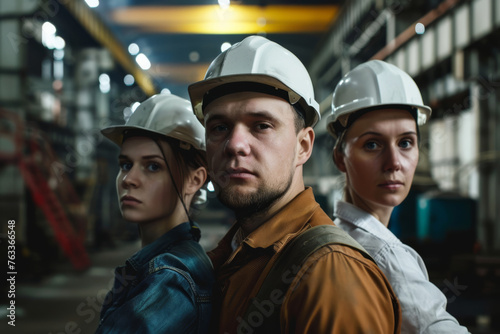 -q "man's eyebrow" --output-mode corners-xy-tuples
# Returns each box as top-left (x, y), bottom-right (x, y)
(205, 110), (280, 123)
(204, 113), (227, 125)
(246, 110), (280, 122)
